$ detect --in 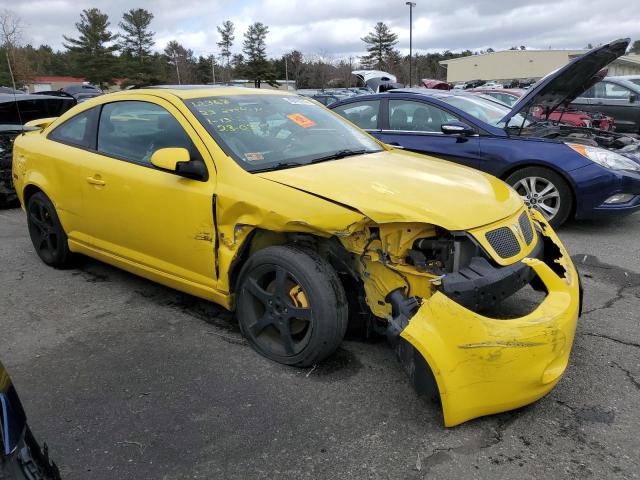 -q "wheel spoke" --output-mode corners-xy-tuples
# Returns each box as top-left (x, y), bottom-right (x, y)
(39, 204), (52, 227)
(45, 235), (56, 253)
(515, 179), (531, 196)
(245, 277), (273, 305)
(273, 266), (287, 296)
(278, 319), (295, 355)
(249, 312), (274, 336)
(540, 191), (559, 201)
(29, 213), (47, 231)
(527, 177), (538, 195)
(537, 202), (559, 217)
(285, 305), (312, 321)
(537, 183), (555, 197)
(38, 232), (48, 250)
